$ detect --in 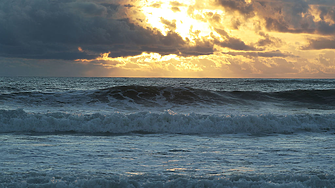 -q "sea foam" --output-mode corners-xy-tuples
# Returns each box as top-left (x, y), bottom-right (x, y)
(0, 109), (334, 134)
(0, 174), (334, 188)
